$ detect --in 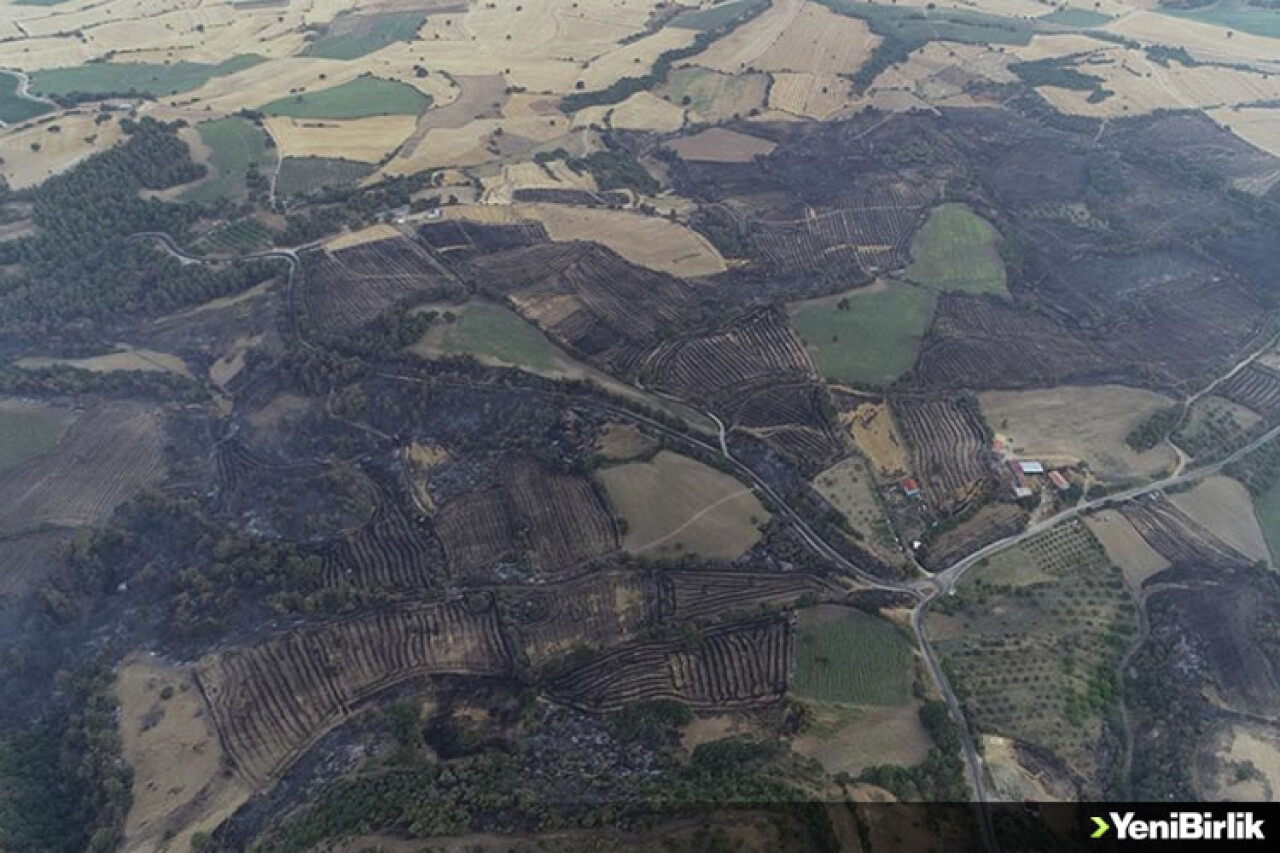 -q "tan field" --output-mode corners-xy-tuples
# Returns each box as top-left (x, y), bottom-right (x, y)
(1105, 10), (1280, 73)
(748, 2), (880, 76)
(265, 115), (418, 163)
(597, 450), (769, 560)
(668, 127), (777, 162)
(1084, 508), (1171, 587)
(980, 385), (1179, 479)
(813, 455), (901, 564)
(479, 159), (600, 203)
(863, 41), (1017, 110)
(16, 345), (193, 379)
(325, 223), (404, 252)
(575, 27), (699, 91)
(604, 91), (687, 132)
(792, 700), (931, 777)
(443, 203), (726, 277)
(1202, 723), (1280, 802)
(1211, 106), (1280, 159)
(117, 653), (252, 853)
(983, 734), (1074, 802)
(595, 422), (657, 461)
(0, 112), (126, 190)
(1035, 48), (1280, 117)
(384, 93), (570, 174)
(689, 0), (808, 73)
(768, 71), (855, 120)
(840, 399), (908, 479)
(1170, 475), (1269, 564)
